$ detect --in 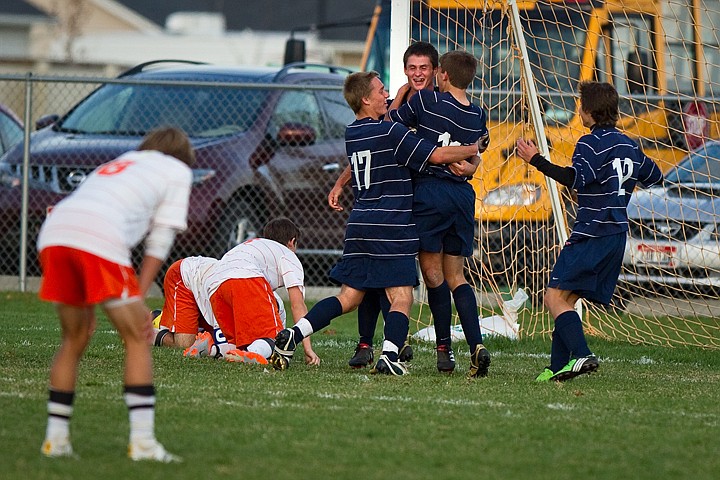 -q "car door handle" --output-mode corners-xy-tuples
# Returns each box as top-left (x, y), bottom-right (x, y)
(322, 162), (340, 172)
